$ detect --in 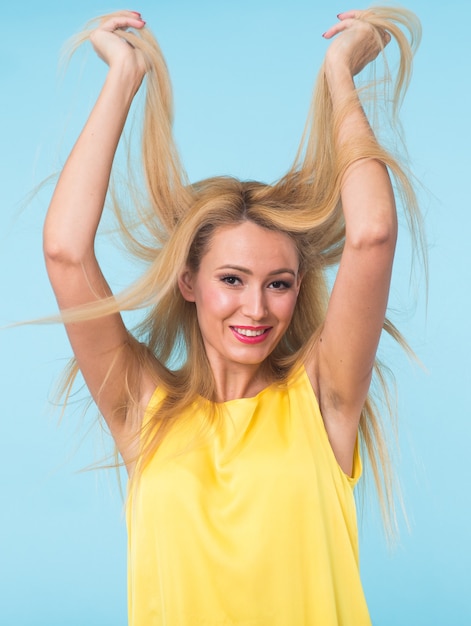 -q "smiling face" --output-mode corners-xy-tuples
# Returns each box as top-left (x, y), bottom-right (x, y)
(179, 221), (302, 375)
